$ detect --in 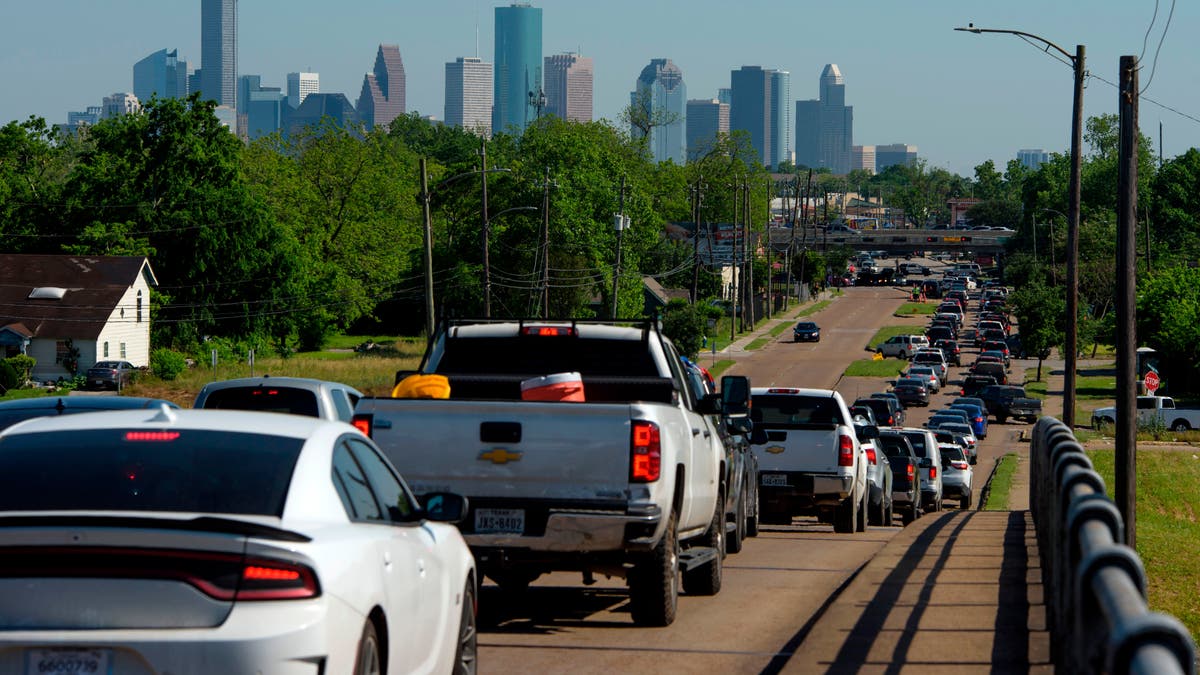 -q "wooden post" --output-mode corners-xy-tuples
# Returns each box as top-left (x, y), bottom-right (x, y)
(1116, 55), (1139, 547)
